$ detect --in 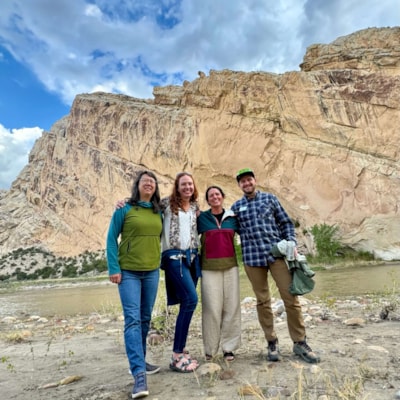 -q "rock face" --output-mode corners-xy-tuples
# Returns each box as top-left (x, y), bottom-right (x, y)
(0, 27), (399, 260)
